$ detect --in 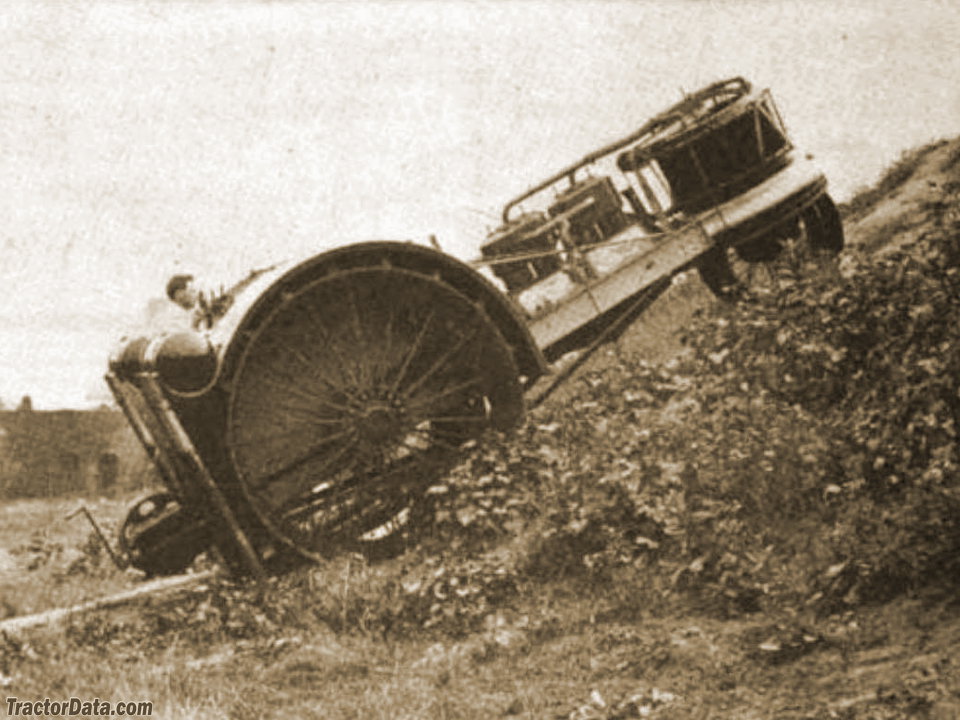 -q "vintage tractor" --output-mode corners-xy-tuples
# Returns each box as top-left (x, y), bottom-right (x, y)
(106, 77), (843, 577)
